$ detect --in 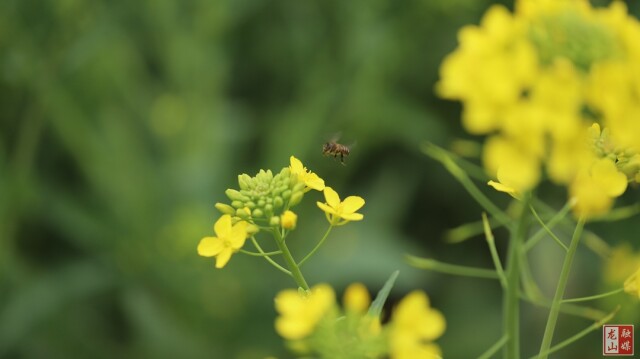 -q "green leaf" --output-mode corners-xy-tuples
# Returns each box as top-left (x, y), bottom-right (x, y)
(367, 270), (399, 318)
